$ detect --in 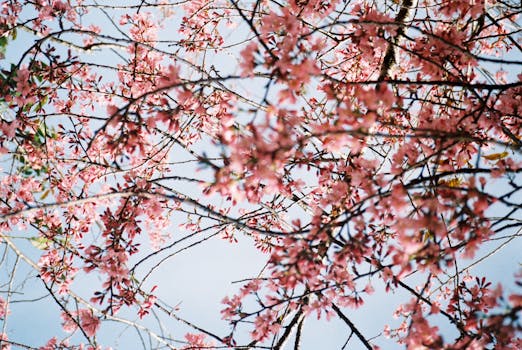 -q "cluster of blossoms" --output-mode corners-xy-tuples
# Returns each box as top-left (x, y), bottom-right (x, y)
(0, 0), (520, 349)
